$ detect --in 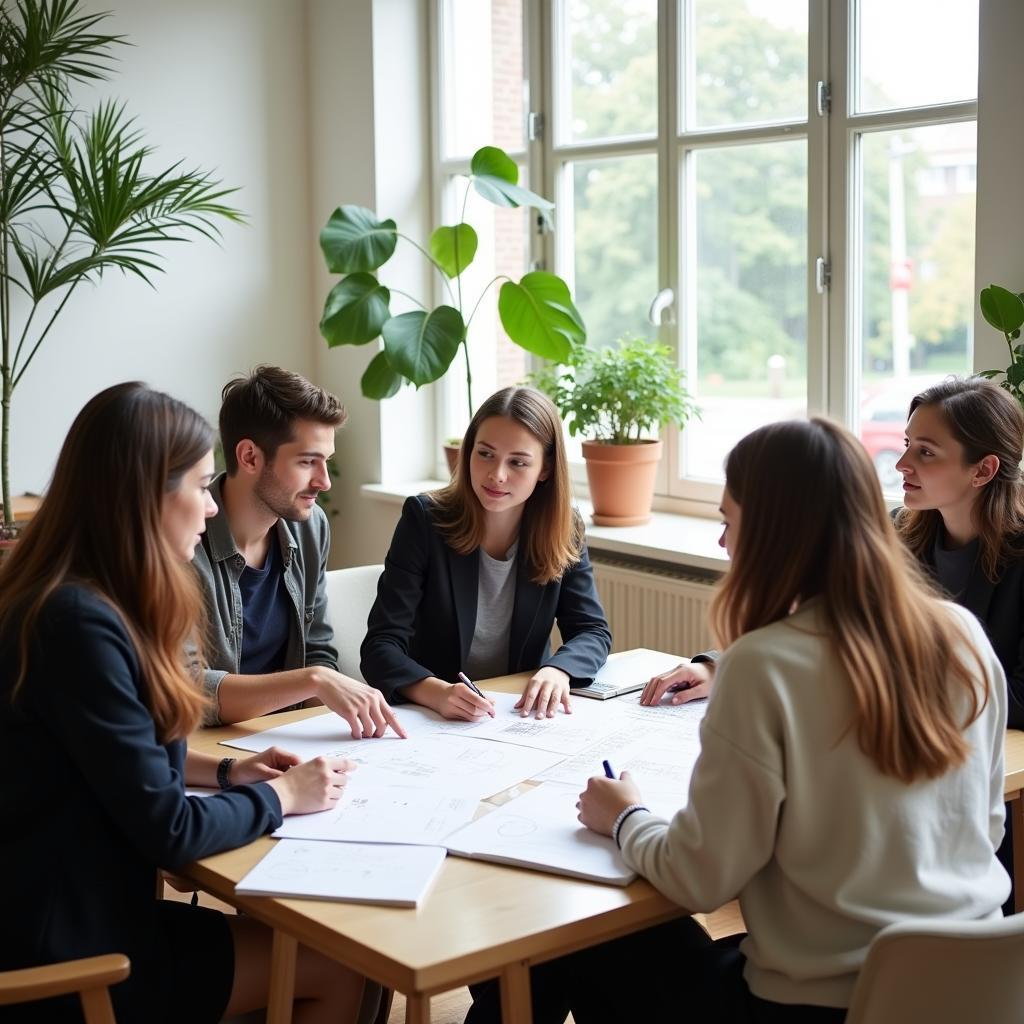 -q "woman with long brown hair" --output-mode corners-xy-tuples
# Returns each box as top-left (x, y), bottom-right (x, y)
(361, 385), (611, 720)
(569, 418), (1008, 1023)
(0, 383), (364, 1023)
